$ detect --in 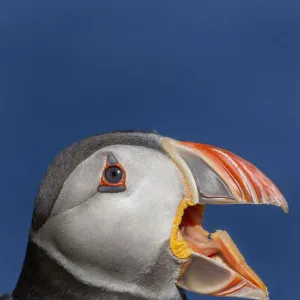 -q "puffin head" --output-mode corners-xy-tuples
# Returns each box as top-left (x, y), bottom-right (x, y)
(24, 131), (287, 300)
